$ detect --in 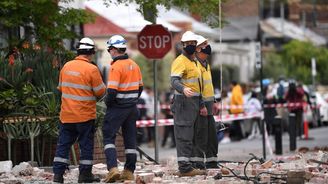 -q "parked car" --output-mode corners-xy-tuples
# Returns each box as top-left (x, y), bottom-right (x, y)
(304, 92), (328, 127)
